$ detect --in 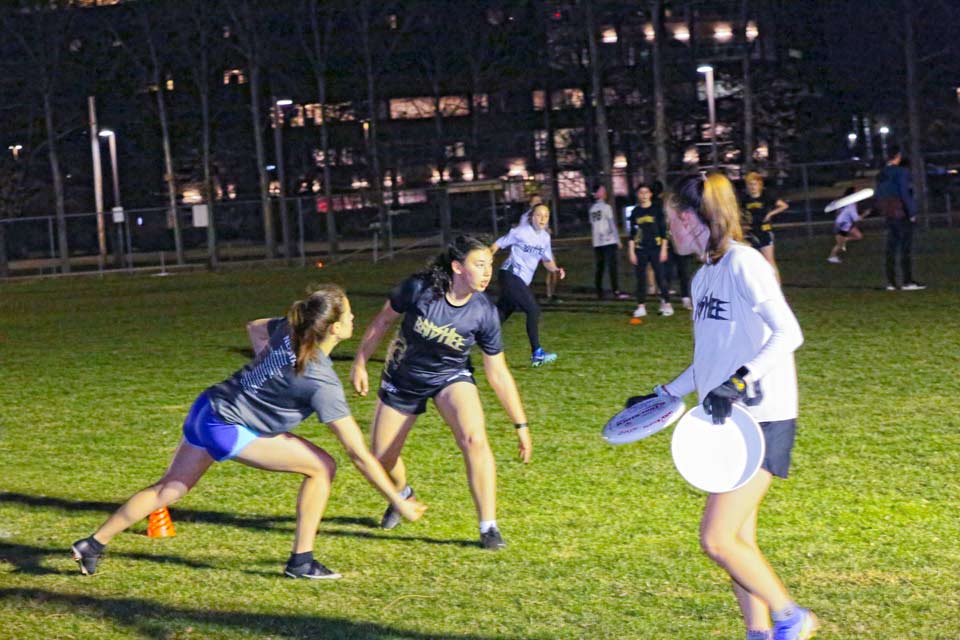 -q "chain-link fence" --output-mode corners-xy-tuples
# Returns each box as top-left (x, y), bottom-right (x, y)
(2, 158), (958, 278)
